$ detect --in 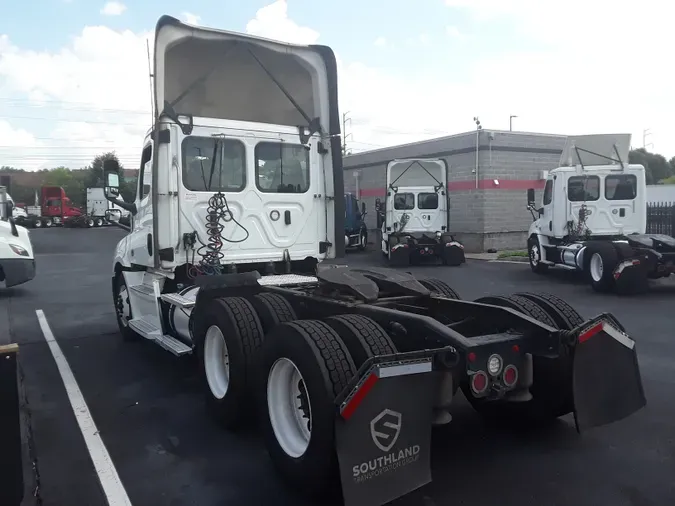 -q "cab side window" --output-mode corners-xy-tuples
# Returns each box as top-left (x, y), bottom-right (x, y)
(138, 145), (152, 200)
(543, 179), (553, 205)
